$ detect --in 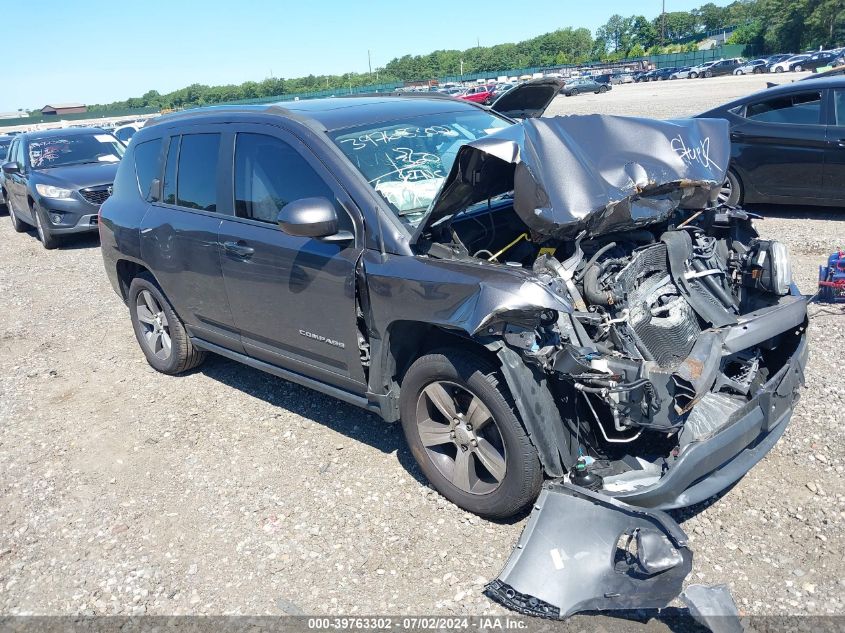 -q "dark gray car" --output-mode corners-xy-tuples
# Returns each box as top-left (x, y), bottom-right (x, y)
(99, 88), (806, 619)
(1, 127), (123, 248)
